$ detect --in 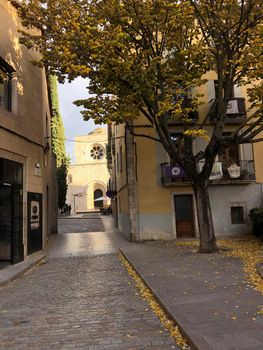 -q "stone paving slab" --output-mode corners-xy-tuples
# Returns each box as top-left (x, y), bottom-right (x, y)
(48, 217), (131, 259)
(0, 252), (45, 287)
(0, 254), (178, 350)
(58, 217), (104, 233)
(121, 243), (263, 350)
